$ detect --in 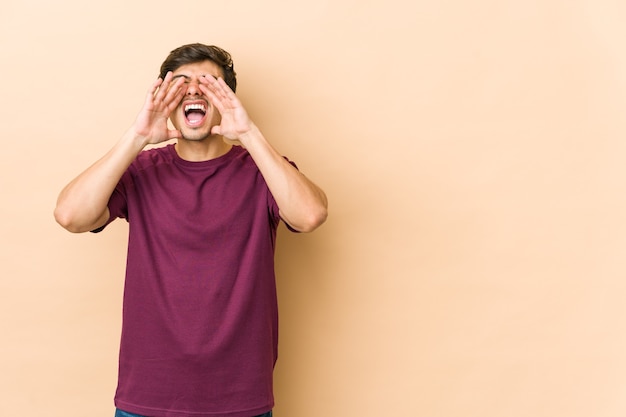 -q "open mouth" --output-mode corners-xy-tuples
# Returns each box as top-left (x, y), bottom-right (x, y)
(183, 102), (207, 126)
